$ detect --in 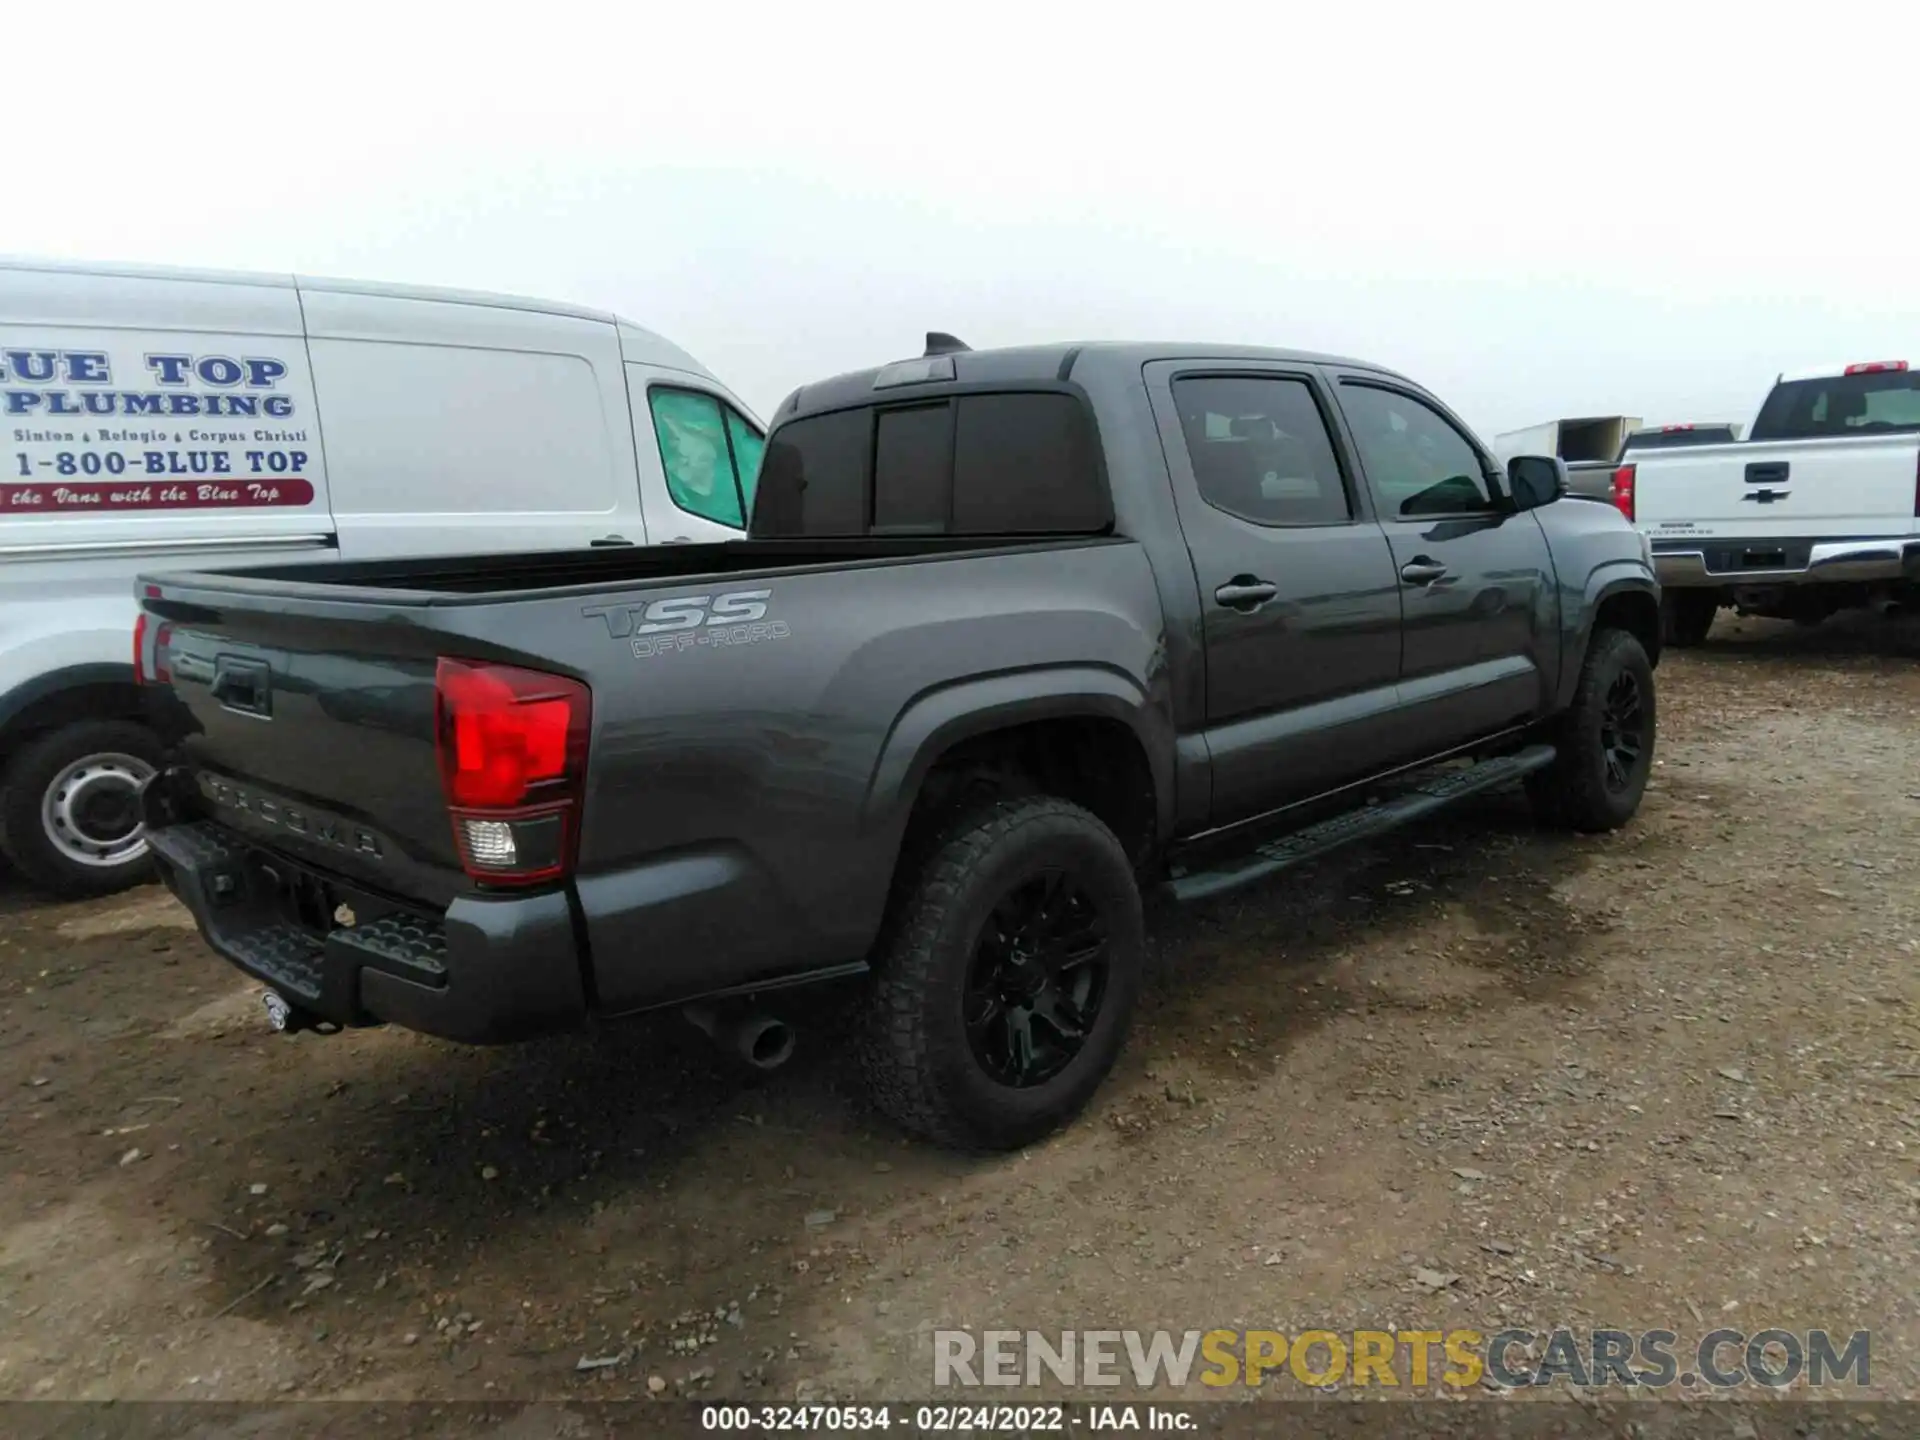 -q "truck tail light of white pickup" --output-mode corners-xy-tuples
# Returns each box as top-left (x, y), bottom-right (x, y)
(1610, 463), (1637, 522)
(434, 658), (591, 886)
